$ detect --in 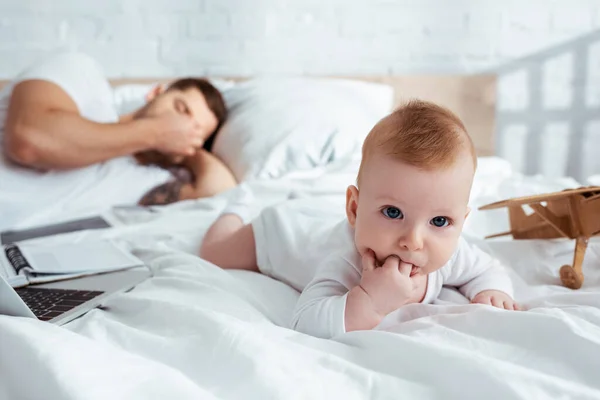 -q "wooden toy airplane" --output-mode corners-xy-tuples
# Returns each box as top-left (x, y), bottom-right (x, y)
(479, 186), (600, 289)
